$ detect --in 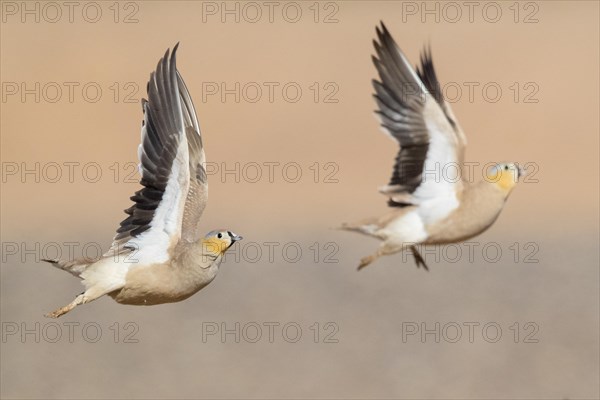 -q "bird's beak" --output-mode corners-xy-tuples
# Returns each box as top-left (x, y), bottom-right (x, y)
(226, 232), (243, 249)
(517, 164), (527, 178)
